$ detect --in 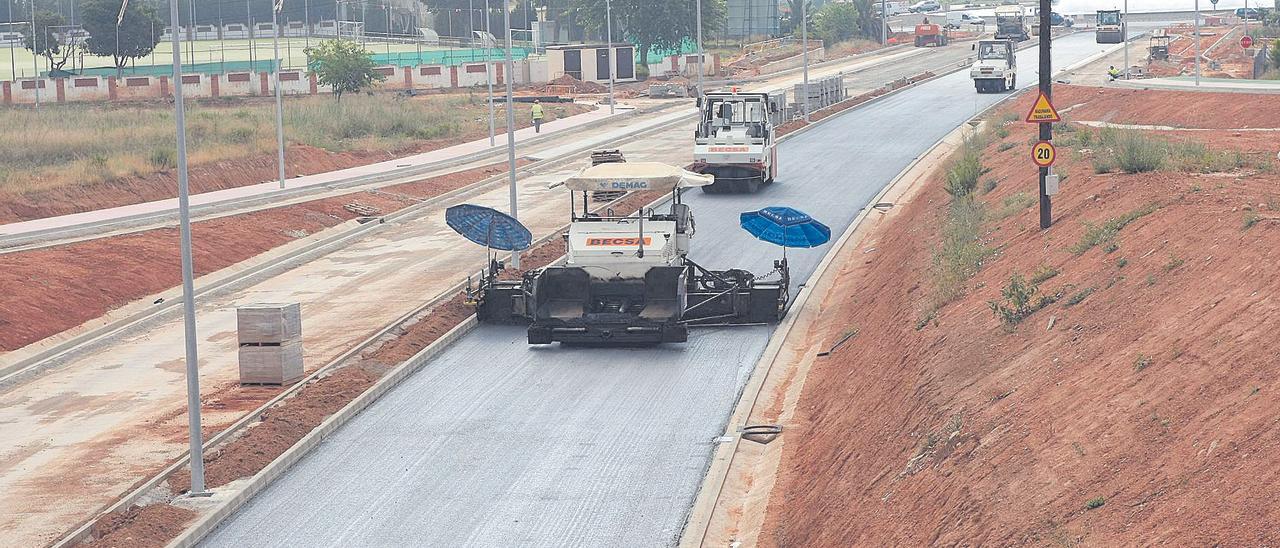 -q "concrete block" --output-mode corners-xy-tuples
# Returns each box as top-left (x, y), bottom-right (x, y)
(237, 303), (302, 344)
(238, 340), (304, 385)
